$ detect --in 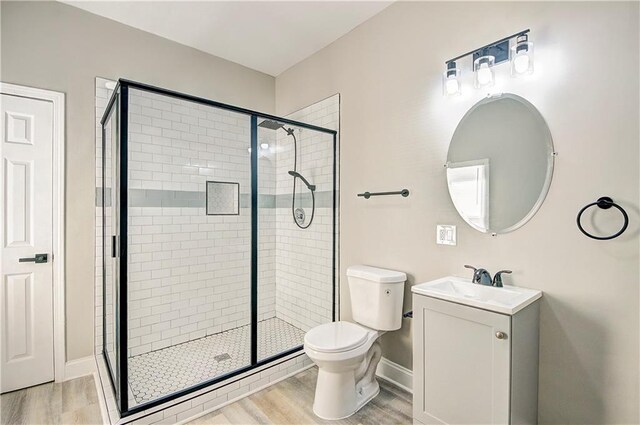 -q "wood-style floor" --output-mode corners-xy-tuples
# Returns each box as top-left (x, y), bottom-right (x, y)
(0, 367), (412, 425)
(0, 375), (102, 425)
(188, 368), (413, 425)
